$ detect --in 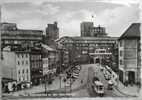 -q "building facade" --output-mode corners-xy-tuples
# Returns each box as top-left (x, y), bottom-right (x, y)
(43, 21), (59, 48)
(118, 23), (141, 84)
(15, 51), (31, 83)
(30, 48), (42, 85)
(90, 26), (107, 37)
(1, 22), (43, 49)
(42, 44), (58, 76)
(80, 21), (107, 37)
(56, 36), (118, 70)
(2, 46), (31, 83)
(81, 22), (93, 37)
